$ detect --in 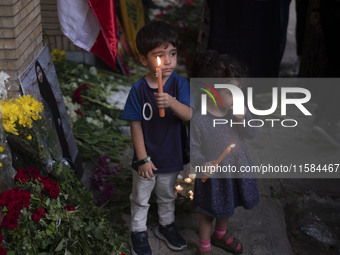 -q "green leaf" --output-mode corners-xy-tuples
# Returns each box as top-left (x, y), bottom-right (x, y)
(55, 239), (65, 252)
